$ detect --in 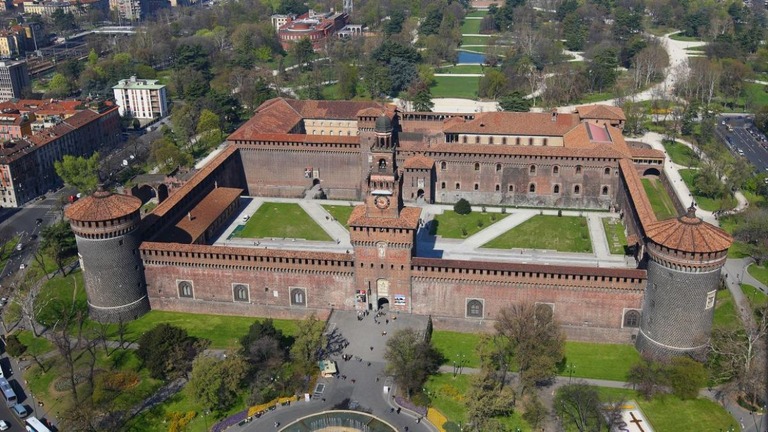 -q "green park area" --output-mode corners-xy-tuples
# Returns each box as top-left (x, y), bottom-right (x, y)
(481, 215), (592, 253)
(602, 218), (628, 255)
(460, 35), (492, 46)
(460, 18), (482, 34)
(748, 263), (768, 287)
(662, 140), (700, 167)
(234, 202), (331, 241)
(712, 288), (740, 331)
(431, 76), (480, 99)
(430, 210), (507, 238)
(641, 178), (678, 220)
(679, 169), (736, 212)
(435, 64), (486, 74)
(322, 204), (356, 228)
(742, 284), (768, 311)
